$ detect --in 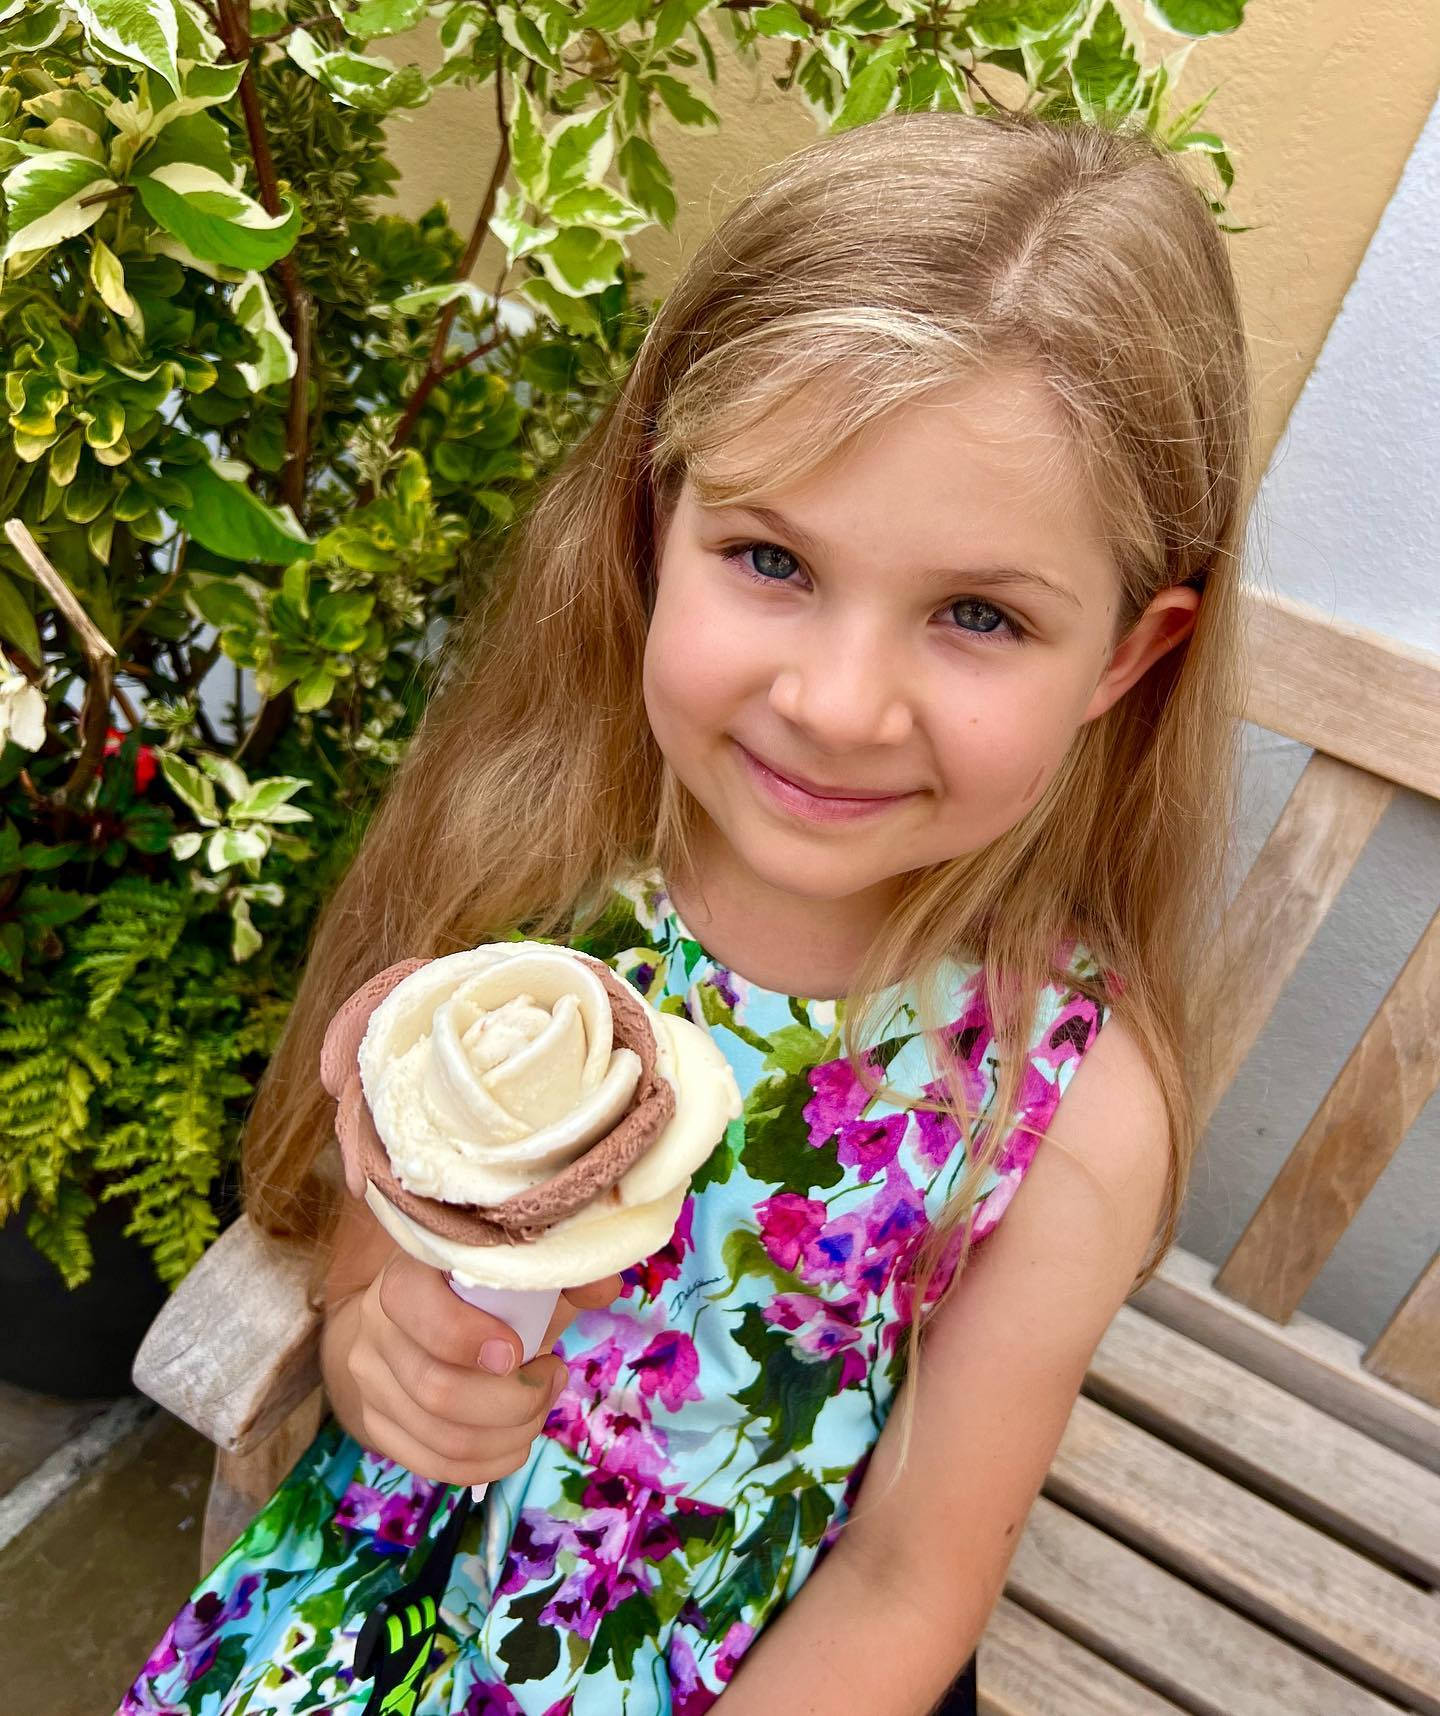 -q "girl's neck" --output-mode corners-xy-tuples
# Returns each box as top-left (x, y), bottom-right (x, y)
(664, 832), (906, 1001)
